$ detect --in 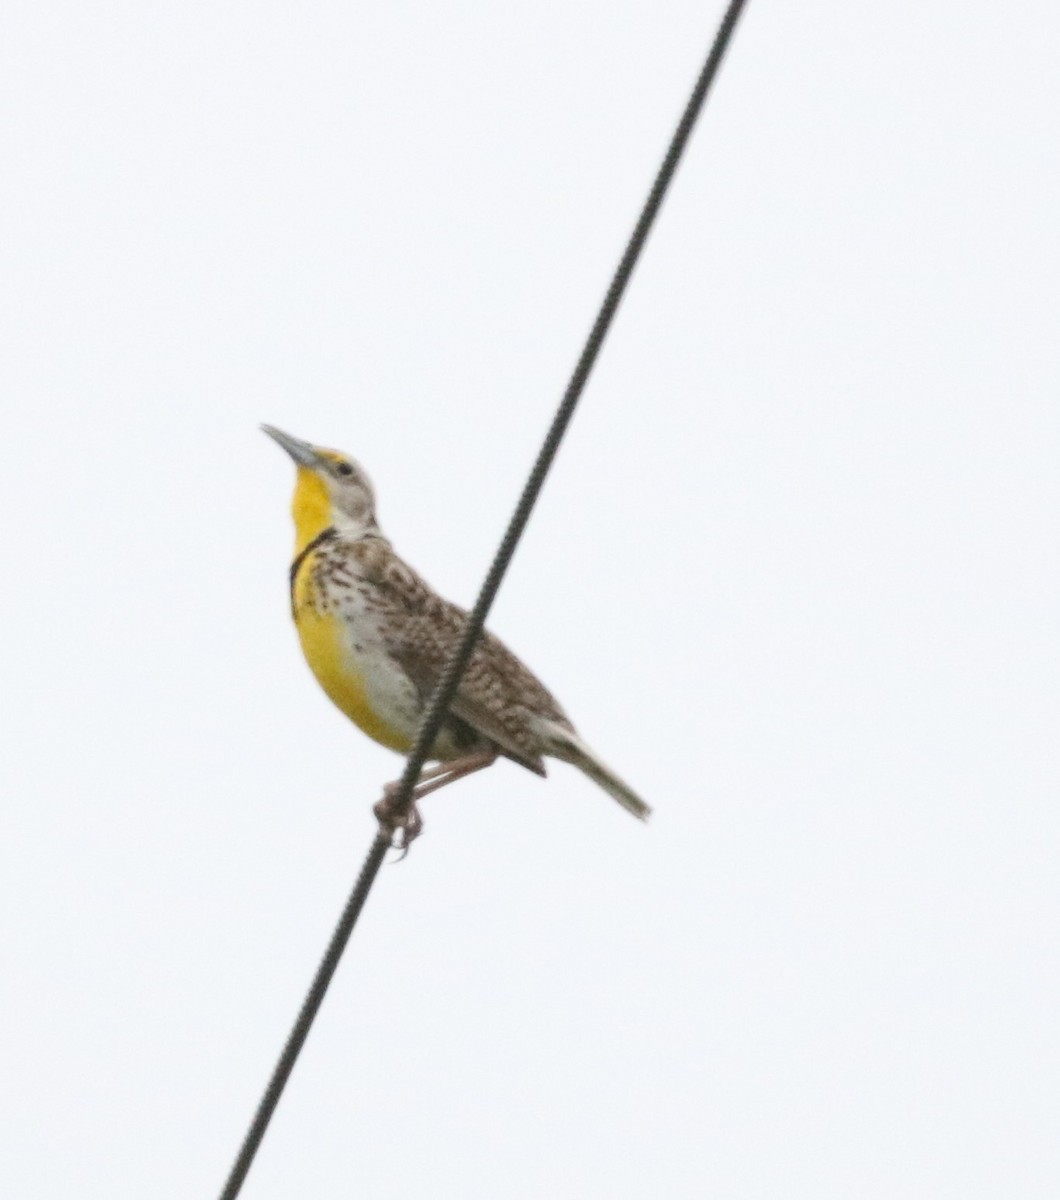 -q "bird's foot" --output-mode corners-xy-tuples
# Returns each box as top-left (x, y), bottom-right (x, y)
(374, 782), (423, 860)
(372, 752), (496, 860)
